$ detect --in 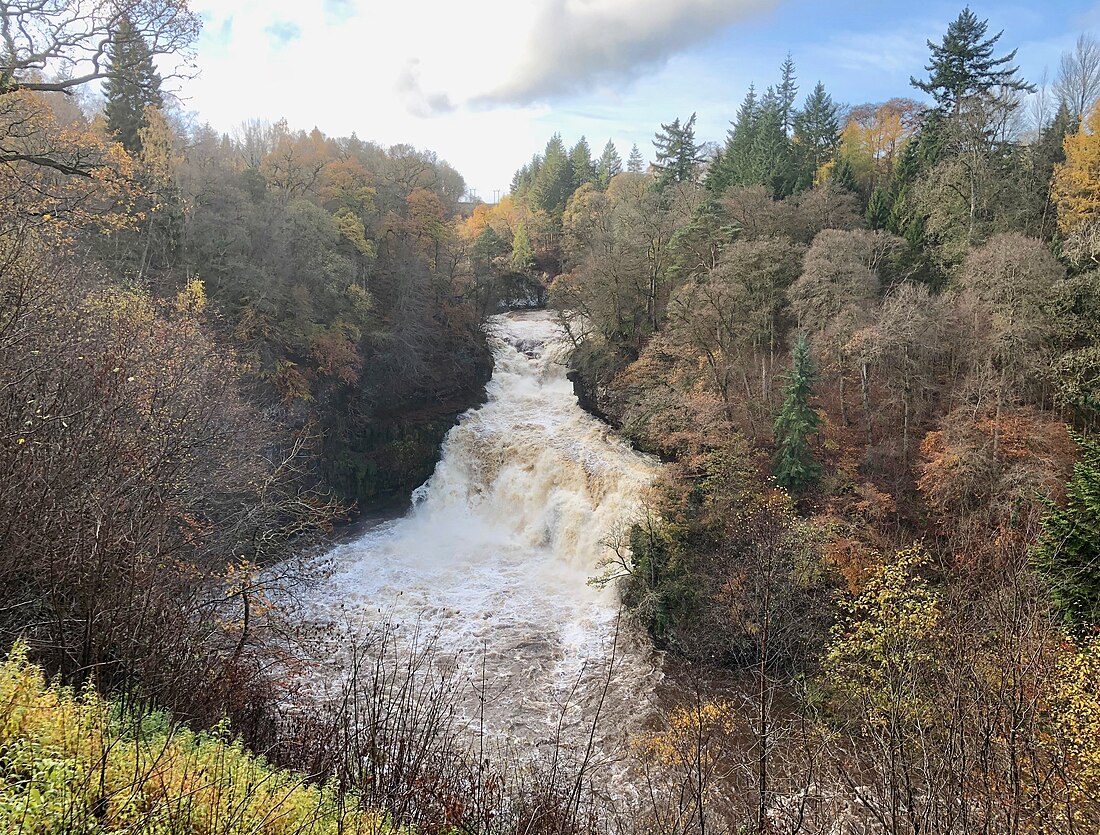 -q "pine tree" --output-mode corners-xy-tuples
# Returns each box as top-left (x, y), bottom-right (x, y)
(595, 139), (623, 188)
(716, 84), (760, 190)
(653, 113), (705, 190)
(865, 186), (892, 229)
(831, 156), (860, 195)
(773, 336), (822, 492)
(749, 88), (794, 196)
(911, 6), (1033, 114)
(531, 134), (572, 216)
(569, 136), (595, 190)
(777, 53), (799, 136)
(791, 81), (839, 191)
(511, 222), (535, 273)
(103, 14), (163, 155)
(627, 143), (645, 174)
(1033, 432), (1100, 628)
